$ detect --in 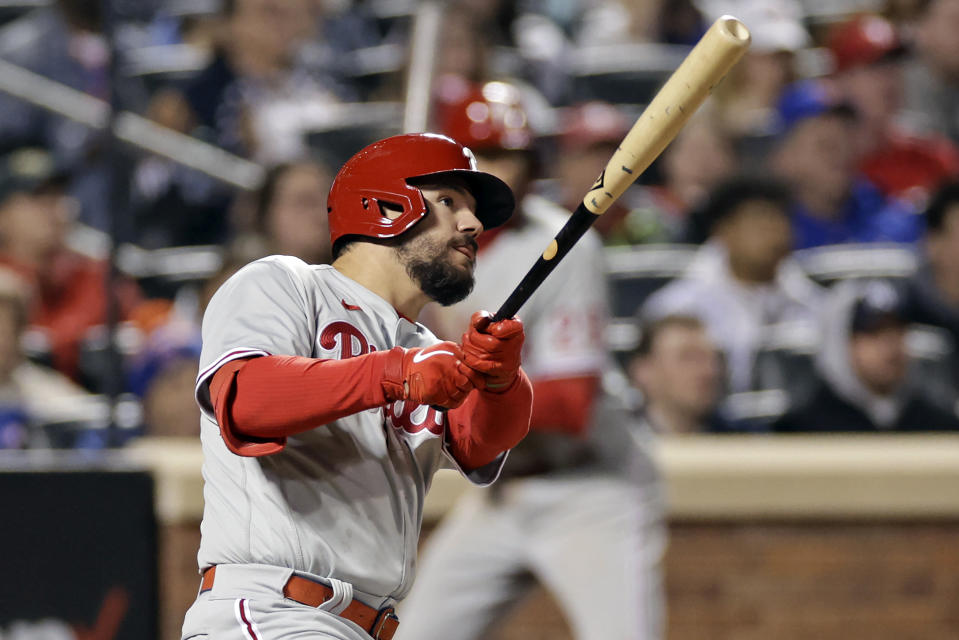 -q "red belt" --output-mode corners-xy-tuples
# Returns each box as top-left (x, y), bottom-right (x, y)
(201, 566), (399, 640)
